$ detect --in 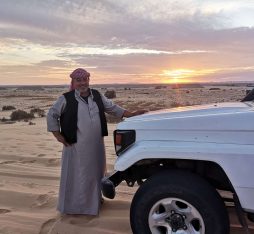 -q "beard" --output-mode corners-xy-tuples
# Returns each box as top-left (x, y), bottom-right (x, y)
(78, 85), (89, 95)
